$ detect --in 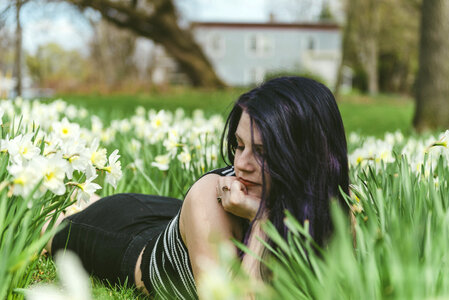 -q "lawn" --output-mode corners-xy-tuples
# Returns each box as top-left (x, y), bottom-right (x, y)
(55, 89), (415, 137)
